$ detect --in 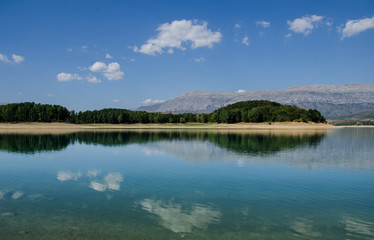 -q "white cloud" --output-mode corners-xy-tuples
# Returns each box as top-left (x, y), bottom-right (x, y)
(134, 19), (222, 55)
(341, 16), (374, 40)
(194, 57), (205, 63)
(87, 75), (102, 83)
(56, 72), (82, 82)
(130, 58), (136, 62)
(105, 53), (113, 59)
(326, 20), (333, 27)
(89, 62), (124, 80)
(0, 54), (10, 63)
(89, 62), (107, 72)
(67, 48), (73, 52)
(142, 98), (166, 105)
(242, 36), (249, 46)
(12, 54), (24, 63)
(236, 89), (246, 93)
(47, 93), (54, 97)
(285, 33), (292, 38)
(287, 15), (323, 35)
(256, 20), (270, 28)
(81, 45), (88, 49)
(112, 99), (120, 103)
(0, 53), (25, 64)
(235, 23), (241, 29)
